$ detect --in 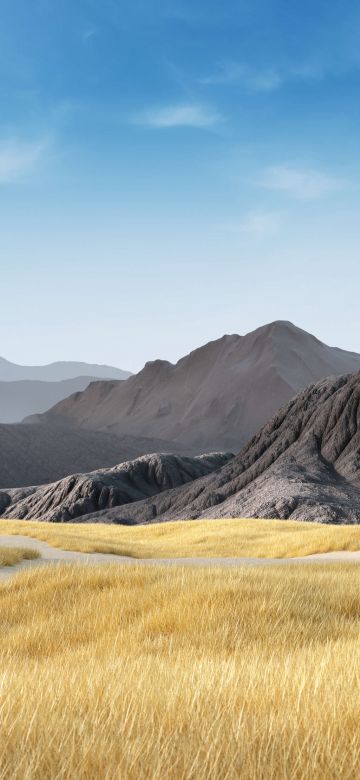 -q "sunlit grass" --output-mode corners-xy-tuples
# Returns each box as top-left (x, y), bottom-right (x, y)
(0, 546), (40, 567)
(0, 562), (359, 778)
(1, 517), (360, 558)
